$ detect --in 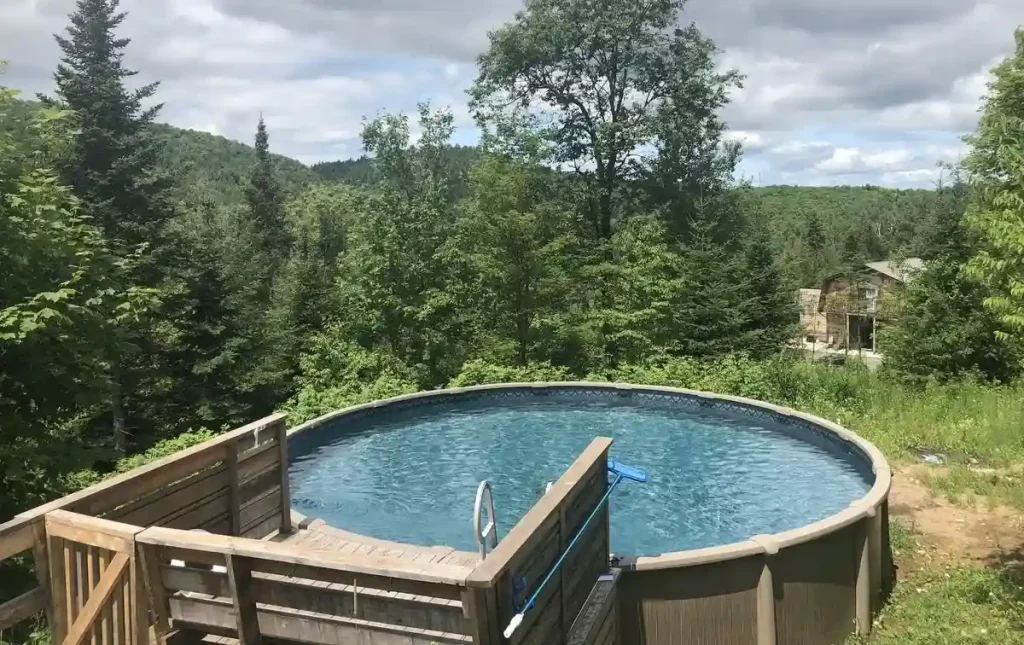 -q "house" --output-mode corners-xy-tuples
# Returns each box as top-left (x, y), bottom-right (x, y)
(815, 258), (923, 353)
(798, 288), (827, 343)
